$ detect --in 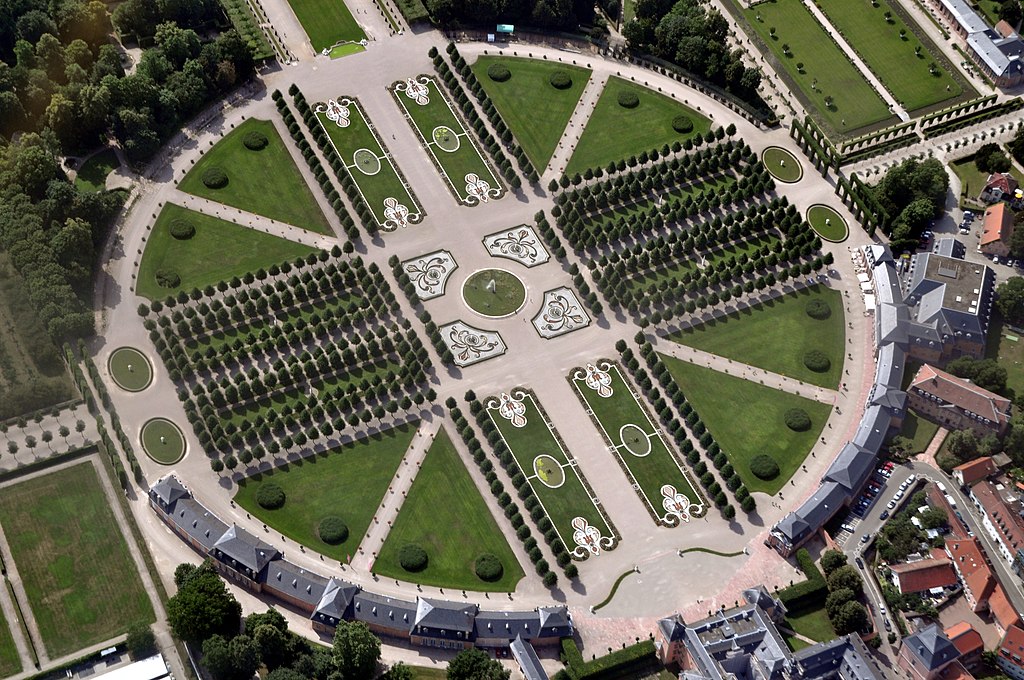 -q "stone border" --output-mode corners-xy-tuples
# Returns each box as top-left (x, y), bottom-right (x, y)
(482, 225), (550, 268)
(438, 321), (507, 367)
(806, 203), (850, 243)
(531, 287), (591, 339)
(140, 418), (187, 465)
(461, 268), (528, 319)
(760, 146), (804, 183)
(106, 347), (154, 393)
(401, 250), (458, 300)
